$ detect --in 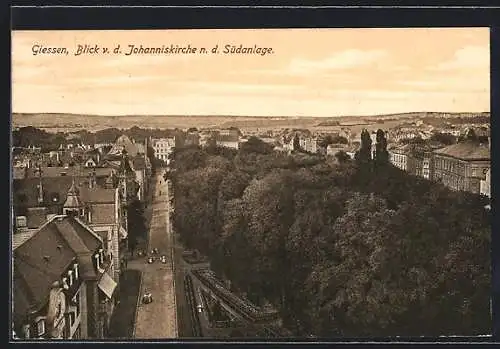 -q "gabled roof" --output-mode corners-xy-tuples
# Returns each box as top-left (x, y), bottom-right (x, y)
(13, 215), (105, 326)
(13, 219), (77, 324)
(57, 218), (101, 253)
(433, 141), (490, 161)
(107, 135), (139, 157)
